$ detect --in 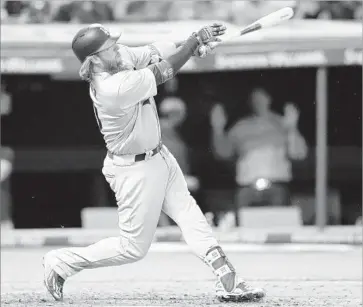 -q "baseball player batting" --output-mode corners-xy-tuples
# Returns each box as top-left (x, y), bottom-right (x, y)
(42, 23), (265, 303)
